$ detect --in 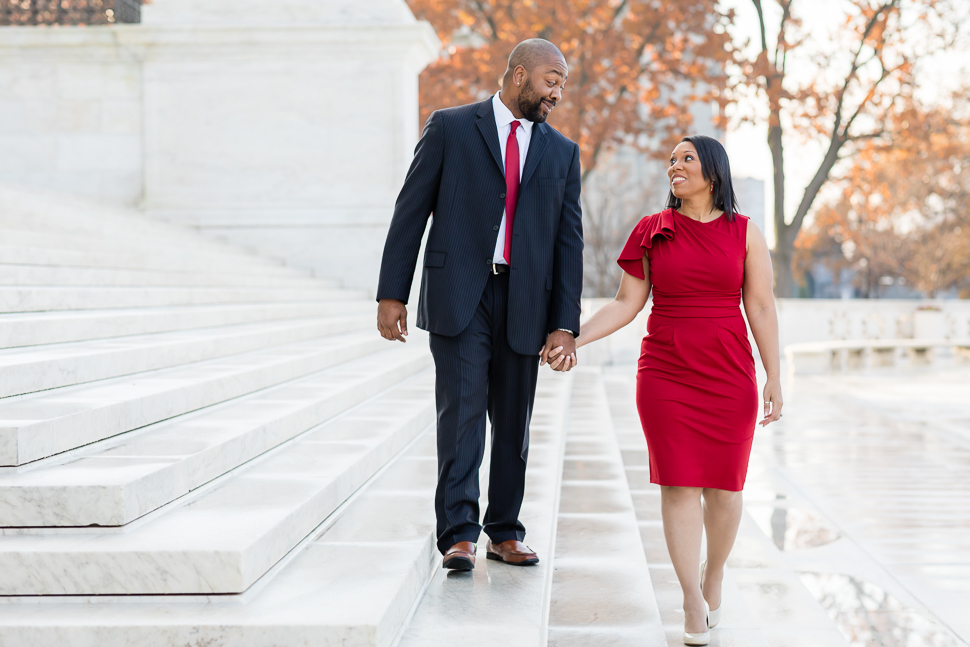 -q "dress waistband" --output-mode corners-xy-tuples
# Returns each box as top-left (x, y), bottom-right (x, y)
(650, 291), (742, 318)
